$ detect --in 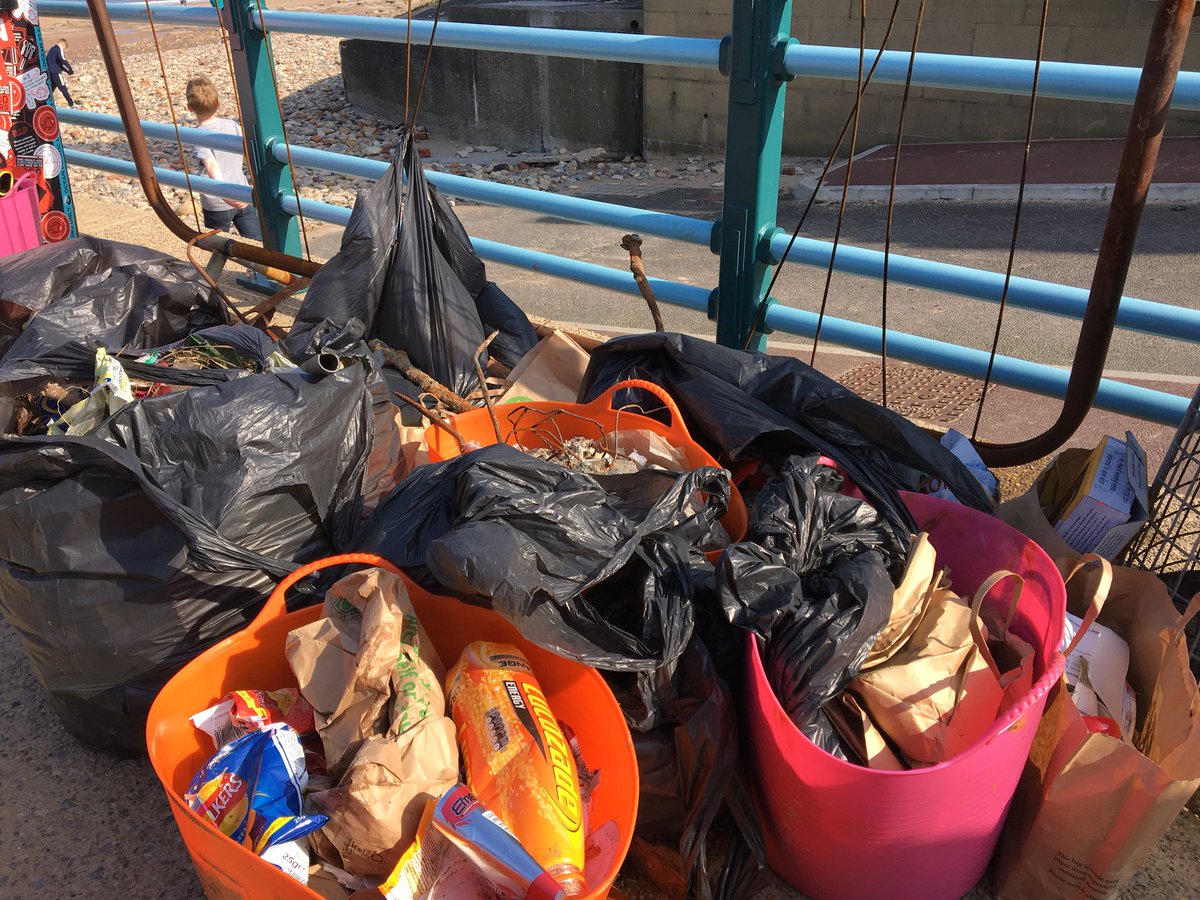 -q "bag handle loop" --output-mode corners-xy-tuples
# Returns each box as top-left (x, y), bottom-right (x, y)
(1059, 554), (1112, 658)
(968, 570), (1024, 680)
(1167, 591), (1200, 650)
